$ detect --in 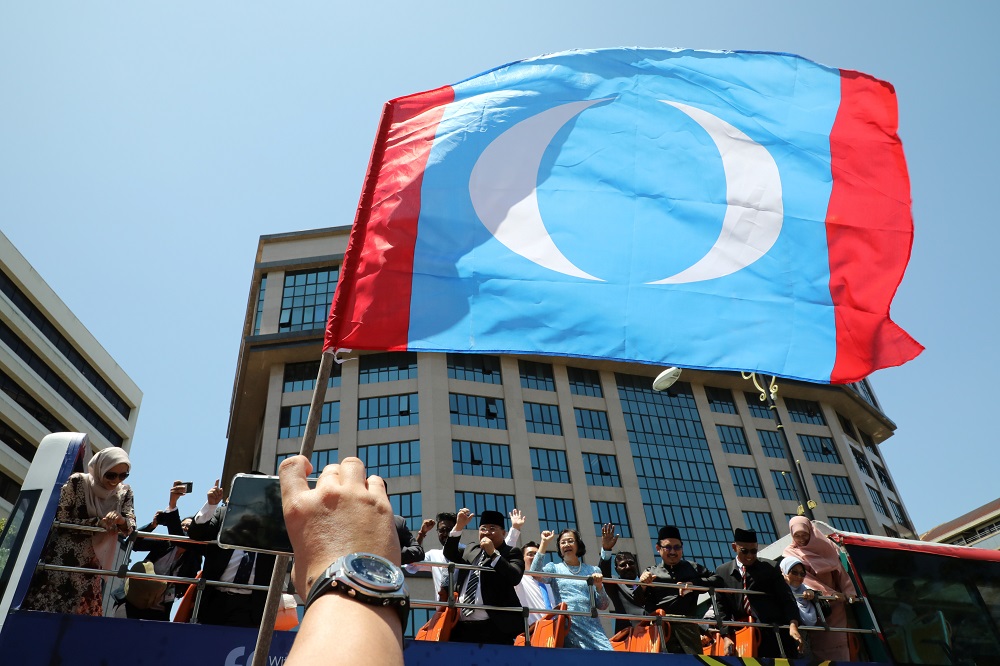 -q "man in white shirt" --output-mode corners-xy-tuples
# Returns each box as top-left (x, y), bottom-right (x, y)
(505, 509), (552, 624)
(404, 512), (459, 601)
